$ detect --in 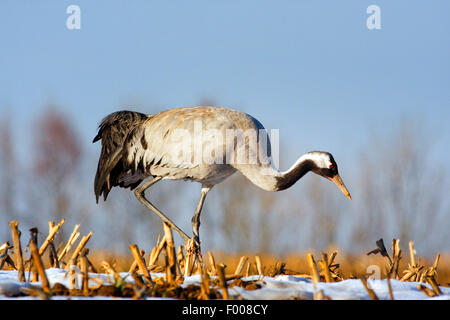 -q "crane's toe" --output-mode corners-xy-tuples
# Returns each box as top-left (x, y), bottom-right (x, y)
(185, 237), (201, 254)
(185, 236), (203, 266)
